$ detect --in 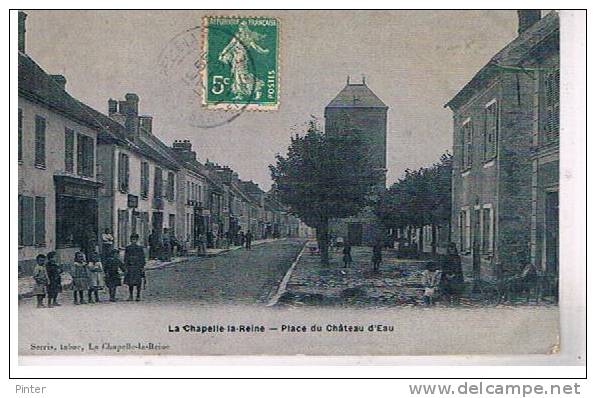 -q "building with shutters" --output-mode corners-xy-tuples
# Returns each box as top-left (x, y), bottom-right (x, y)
(97, 94), (180, 252)
(324, 77), (388, 246)
(18, 12), (105, 273)
(445, 11), (559, 280)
